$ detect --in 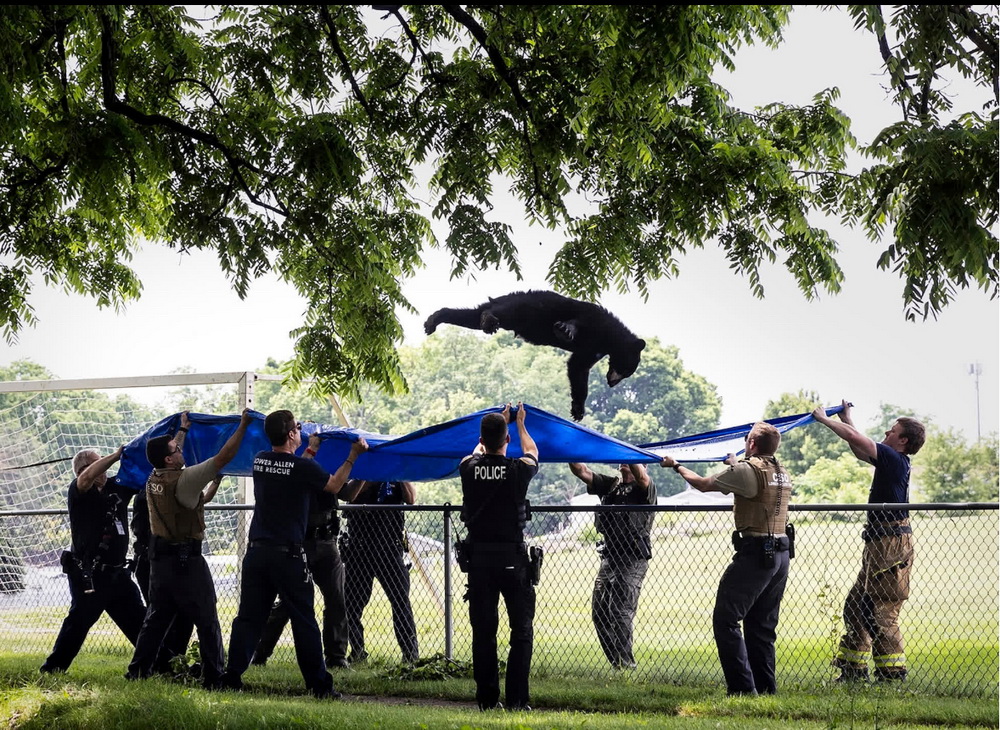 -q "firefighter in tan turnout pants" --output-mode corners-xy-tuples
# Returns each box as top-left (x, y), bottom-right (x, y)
(661, 421), (793, 696)
(812, 401), (925, 682)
